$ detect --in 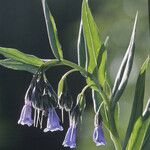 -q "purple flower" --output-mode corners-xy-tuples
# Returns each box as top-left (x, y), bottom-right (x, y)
(93, 124), (106, 146)
(63, 124), (77, 148)
(18, 101), (33, 126)
(44, 108), (63, 132)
